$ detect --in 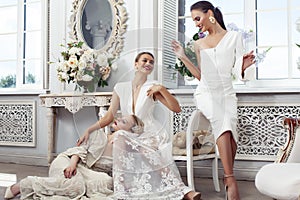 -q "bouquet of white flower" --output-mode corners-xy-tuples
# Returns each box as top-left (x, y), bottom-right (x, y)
(56, 41), (115, 92)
